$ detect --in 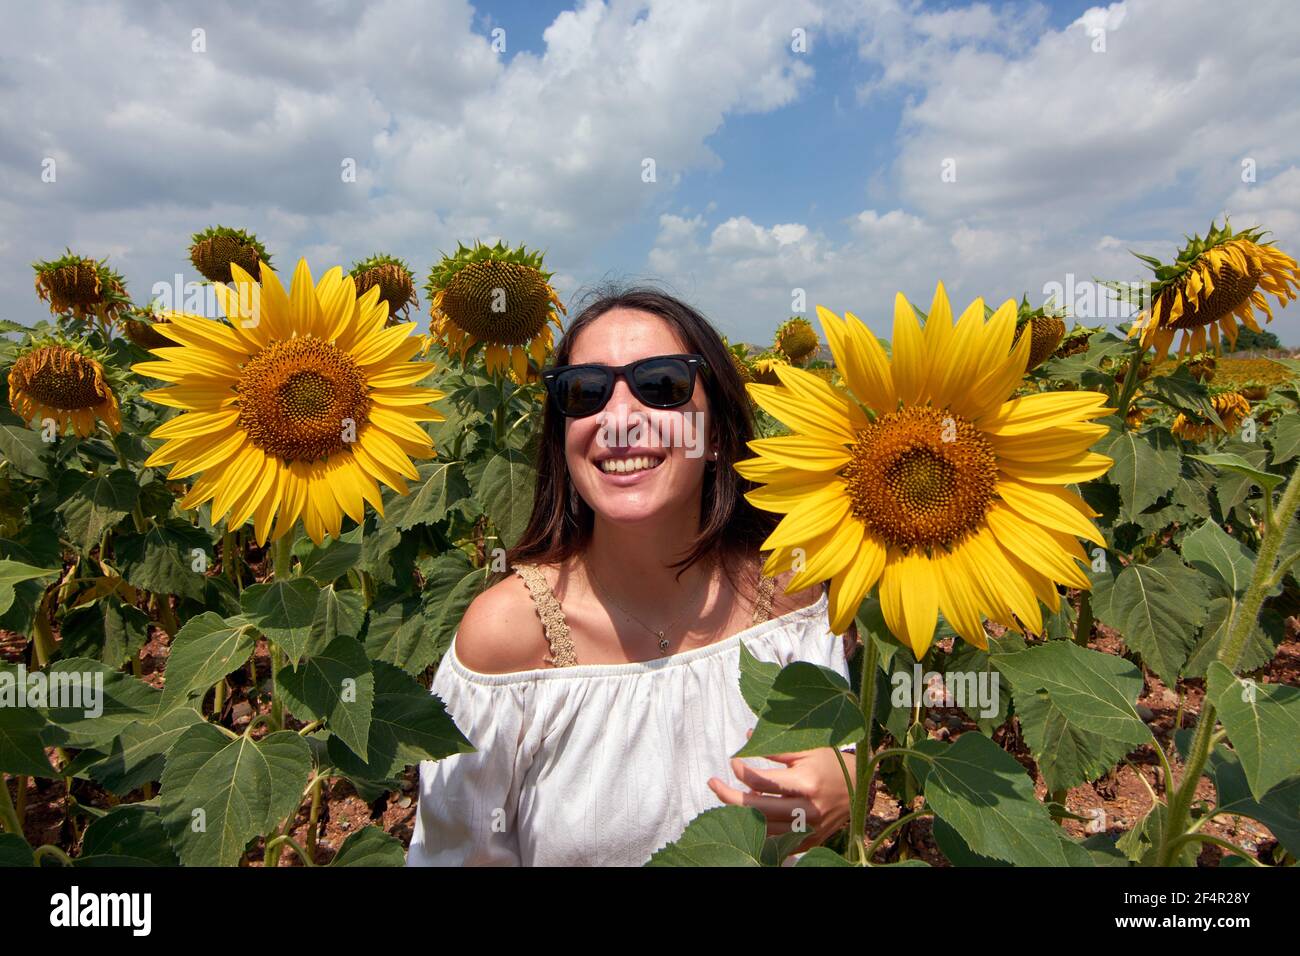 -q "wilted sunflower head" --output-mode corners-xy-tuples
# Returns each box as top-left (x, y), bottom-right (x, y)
(1052, 323), (1101, 360)
(135, 258), (446, 546)
(1171, 389), (1250, 442)
(32, 250), (130, 323)
(751, 353), (789, 386)
(1129, 219), (1300, 361)
(8, 338), (122, 437)
(424, 239), (565, 381)
(775, 316), (819, 364)
(189, 226), (273, 284)
(123, 302), (173, 351)
(350, 254), (418, 323)
(735, 281), (1115, 655)
(1183, 350), (1217, 383)
(1010, 296), (1067, 370)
